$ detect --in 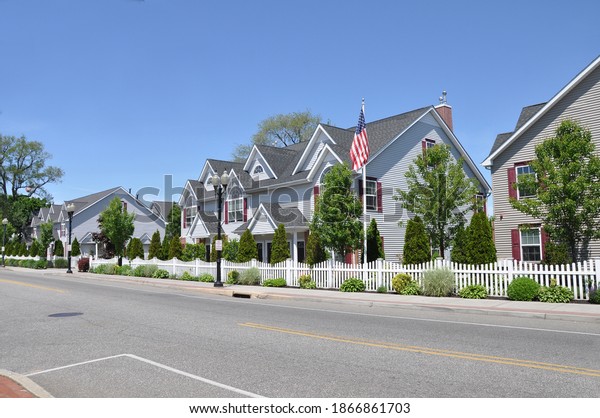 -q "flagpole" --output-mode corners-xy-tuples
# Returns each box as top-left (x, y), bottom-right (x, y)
(362, 99), (368, 266)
